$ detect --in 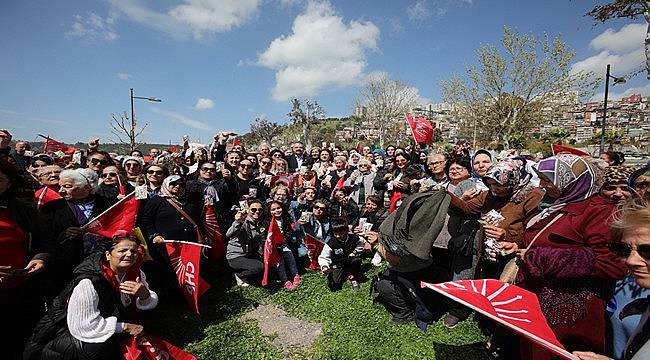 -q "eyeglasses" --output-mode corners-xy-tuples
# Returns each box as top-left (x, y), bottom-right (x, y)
(125, 162), (141, 168)
(101, 172), (118, 178)
(359, 164), (369, 167)
(240, 164), (253, 169)
(200, 167), (216, 172)
(602, 185), (630, 193)
(634, 181), (649, 190)
(428, 161), (444, 166)
(449, 167), (467, 173)
(272, 153), (282, 157)
(395, 159), (408, 164)
(608, 242), (650, 260)
(147, 170), (164, 175)
(90, 158), (110, 165)
(261, 161), (272, 166)
(249, 208), (262, 213)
